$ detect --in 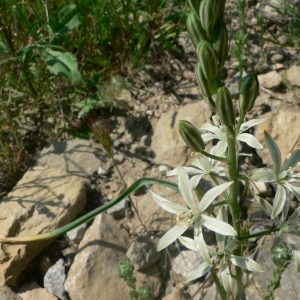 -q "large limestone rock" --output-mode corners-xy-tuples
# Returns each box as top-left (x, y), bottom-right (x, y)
(151, 101), (212, 167)
(37, 139), (108, 177)
(65, 213), (161, 300)
(255, 108), (300, 167)
(0, 166), (86, 286)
